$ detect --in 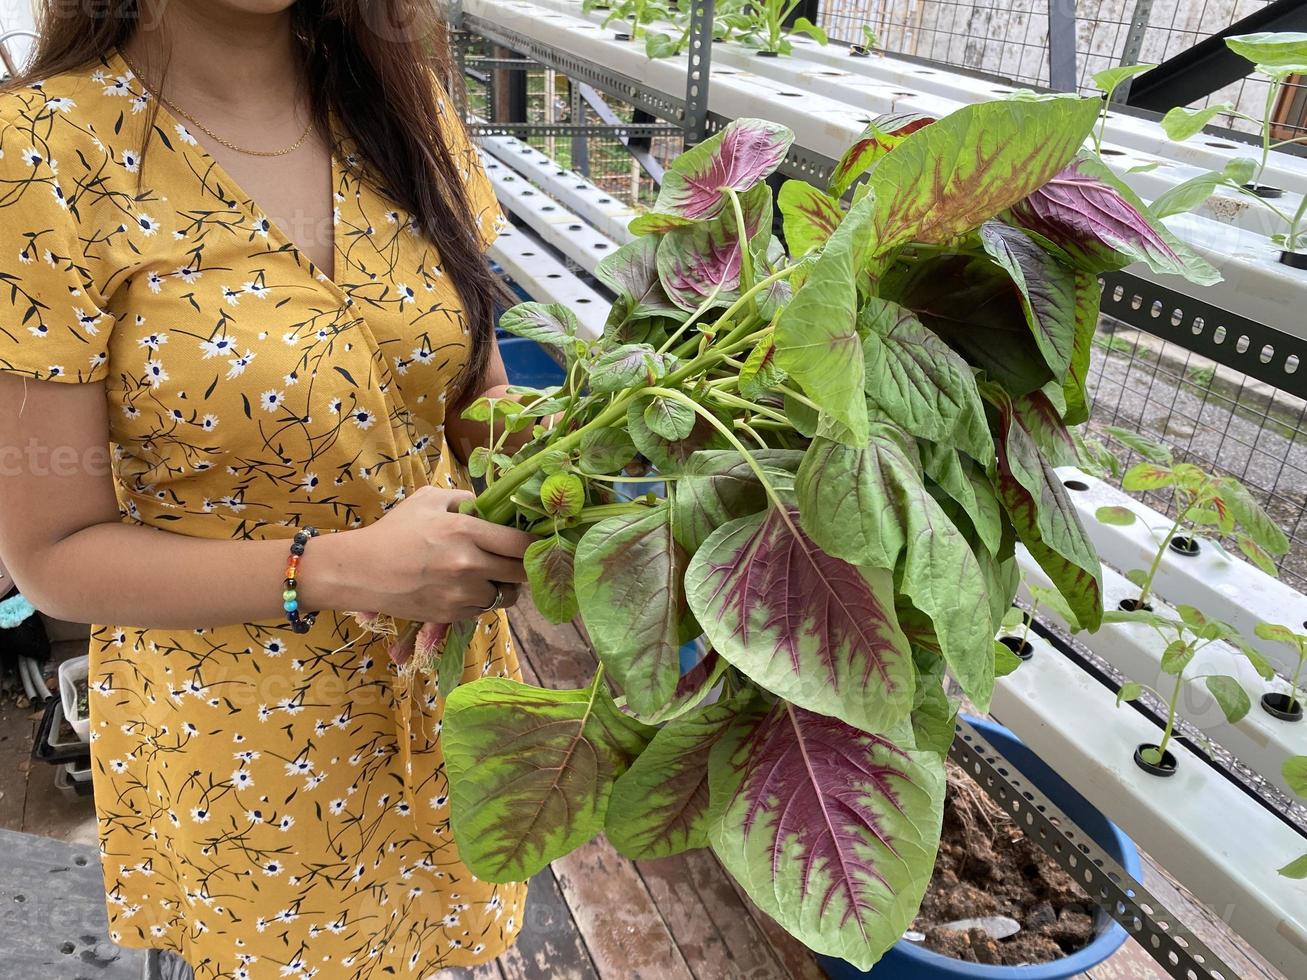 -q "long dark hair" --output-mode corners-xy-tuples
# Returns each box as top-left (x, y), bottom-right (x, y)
(12, 0), (501, 405)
